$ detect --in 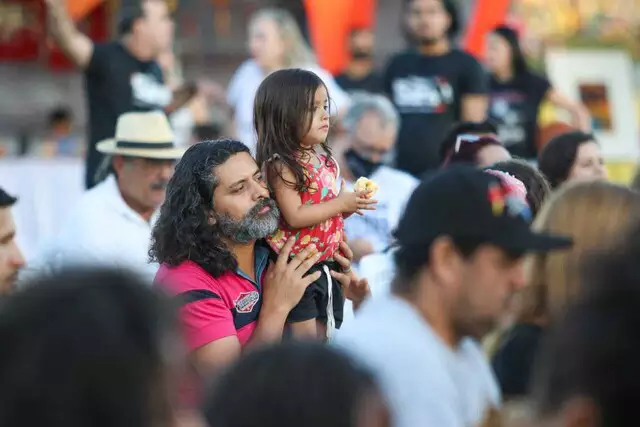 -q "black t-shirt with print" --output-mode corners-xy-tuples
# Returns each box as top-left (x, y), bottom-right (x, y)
(489, 72), (551, 159)
(384, 49), (488, 177)
(84, 41), (171, 188)
(335, 71), (384, 95)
